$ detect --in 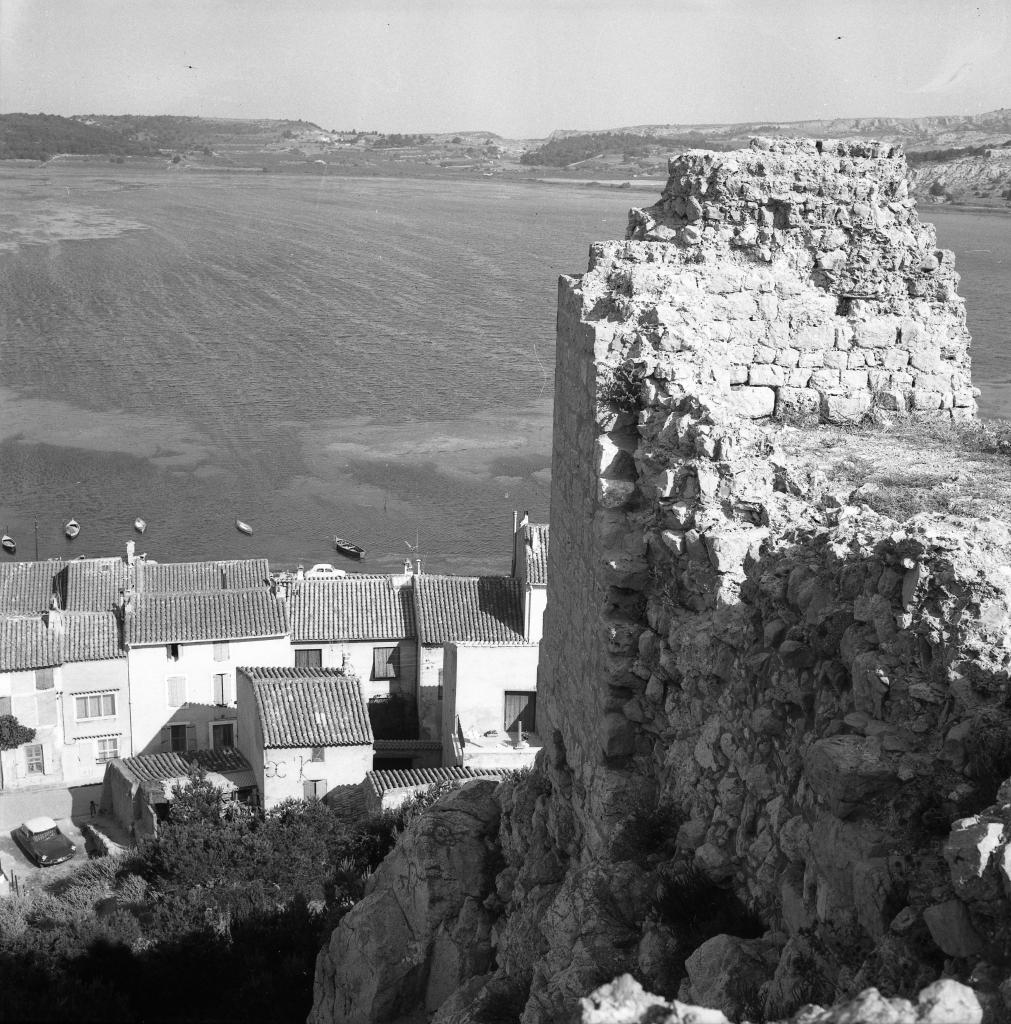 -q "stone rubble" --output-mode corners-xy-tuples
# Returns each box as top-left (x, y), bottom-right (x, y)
(311, 140), (1011, 1024)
